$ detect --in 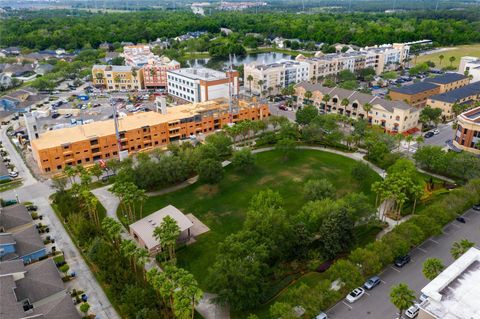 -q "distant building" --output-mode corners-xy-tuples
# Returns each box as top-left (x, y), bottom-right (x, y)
(418, 247), (480, 319)
(142, 56), (180, 89)
(0, 87), (48, 114)
(129, 205), (194, 254)
(91, 65), (143, 91)
(390, 73), (469, 108)
(427, 82), (480, 120)
(167, 67), (239, 103)
(453, 106), (480, 154)
(295, 82), (420, 134)
(123, 44), (154, 67)
(459, 56), (480, 83)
